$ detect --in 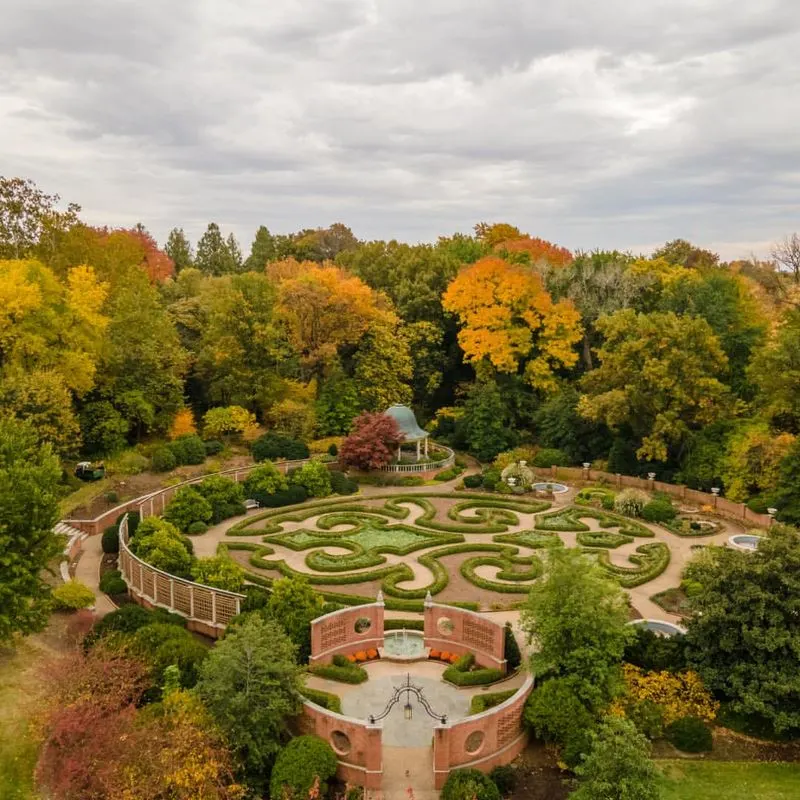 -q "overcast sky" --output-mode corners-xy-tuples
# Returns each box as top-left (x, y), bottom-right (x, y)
(2, 0), (799, 260)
